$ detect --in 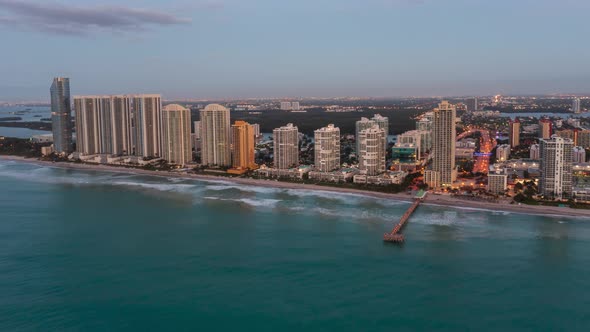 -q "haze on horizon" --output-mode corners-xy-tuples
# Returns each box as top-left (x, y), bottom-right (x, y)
(1, 0), (589, 102)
